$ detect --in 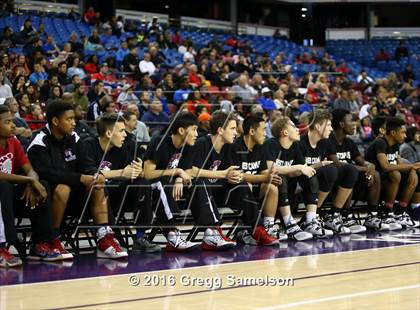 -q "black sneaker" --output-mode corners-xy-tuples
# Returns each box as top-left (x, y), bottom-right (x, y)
(132, 237), (161, 253)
